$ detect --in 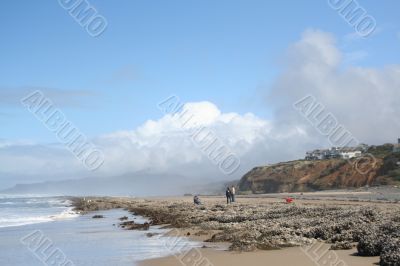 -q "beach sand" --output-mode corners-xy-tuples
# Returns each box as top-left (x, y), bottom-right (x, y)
(140, 246), (378, 266)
